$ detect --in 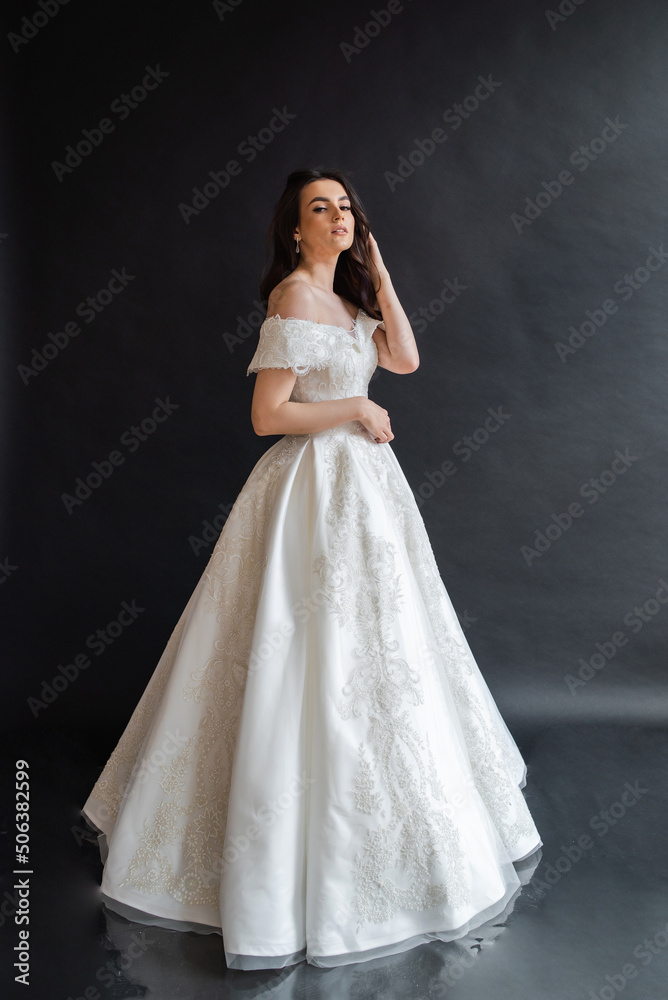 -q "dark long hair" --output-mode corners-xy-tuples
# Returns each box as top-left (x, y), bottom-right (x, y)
(259, 167), (382, 320)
